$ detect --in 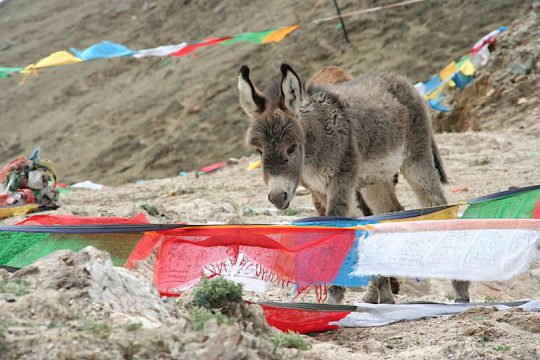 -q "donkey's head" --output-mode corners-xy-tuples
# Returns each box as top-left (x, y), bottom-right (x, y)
(238, 64), (304, 210)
